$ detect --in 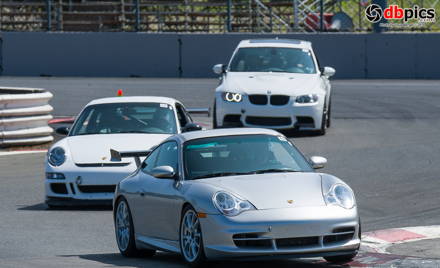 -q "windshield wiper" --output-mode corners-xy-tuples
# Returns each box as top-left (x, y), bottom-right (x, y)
(191, 172), (250, 180)
(251, 168), (299, 174)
